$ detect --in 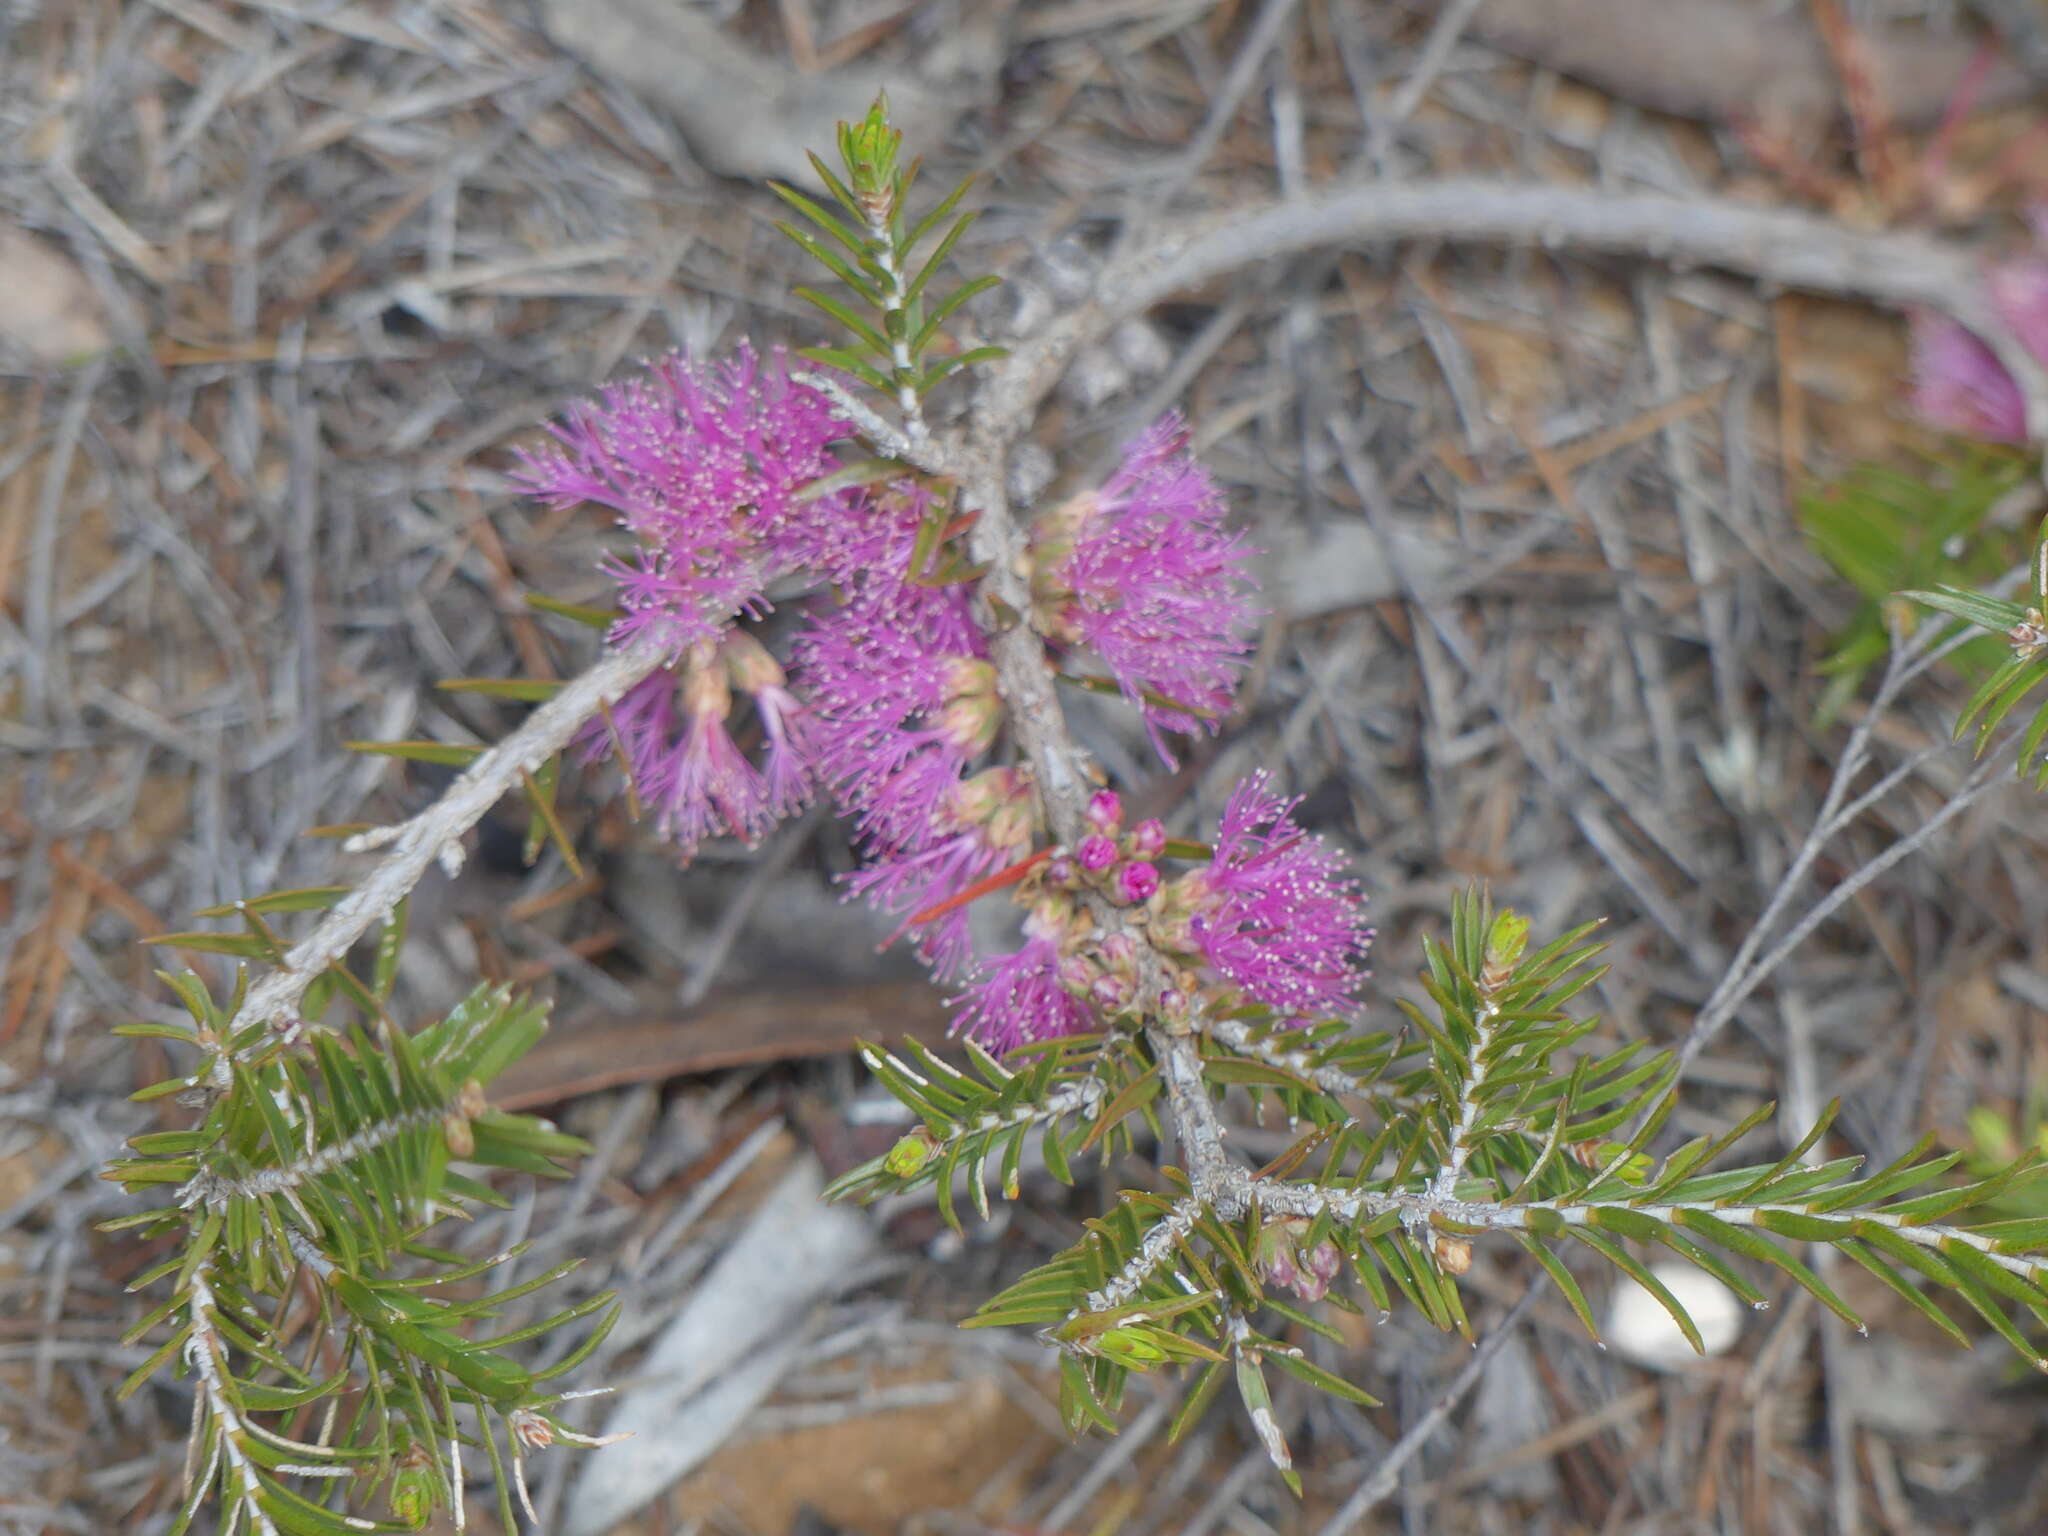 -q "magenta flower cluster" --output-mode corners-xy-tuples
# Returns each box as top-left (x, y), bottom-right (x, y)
(519, 347), (1370, 1051)
(1037, 416), (1259, 766)
(1909, 213), (2048, 444)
